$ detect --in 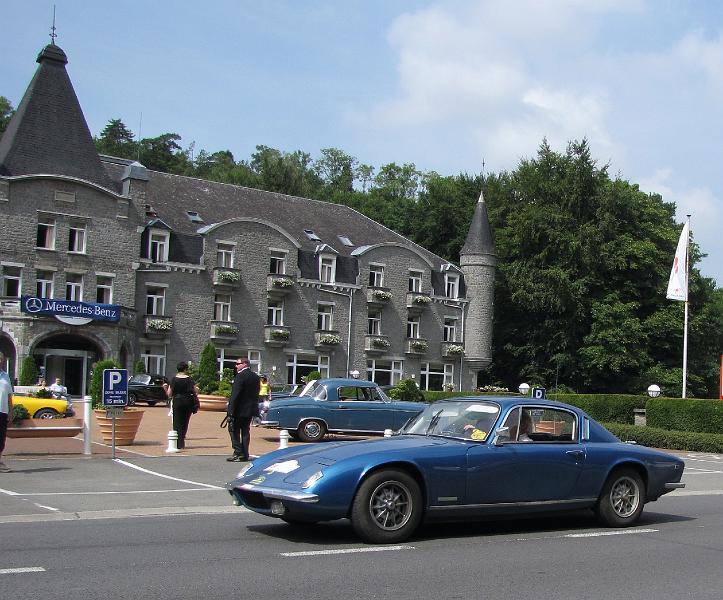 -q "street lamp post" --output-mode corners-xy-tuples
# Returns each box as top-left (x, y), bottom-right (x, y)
(647, 384), (661, 398)
(518, 382), (530, 396)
